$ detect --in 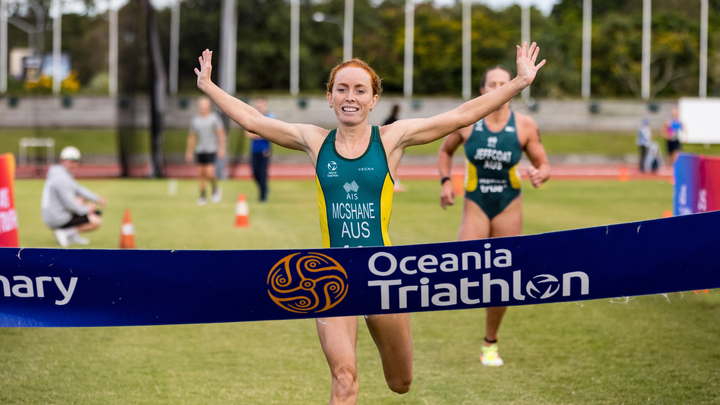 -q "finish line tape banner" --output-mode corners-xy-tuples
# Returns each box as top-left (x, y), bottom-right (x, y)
(1, 211), (719, 327)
